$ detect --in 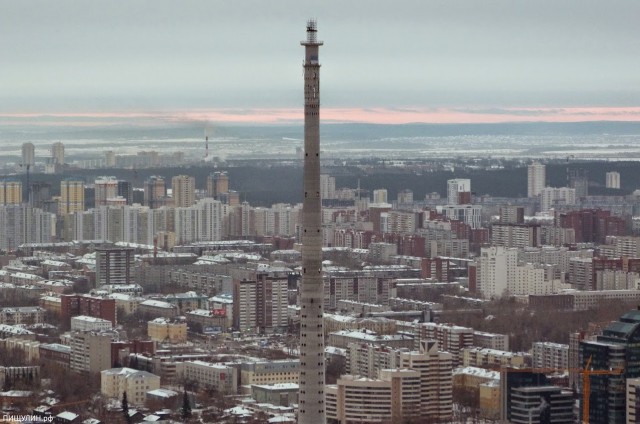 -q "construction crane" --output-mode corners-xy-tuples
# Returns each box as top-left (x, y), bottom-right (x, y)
(581, 356), (623, 424)
(501, 356), (623, 424)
